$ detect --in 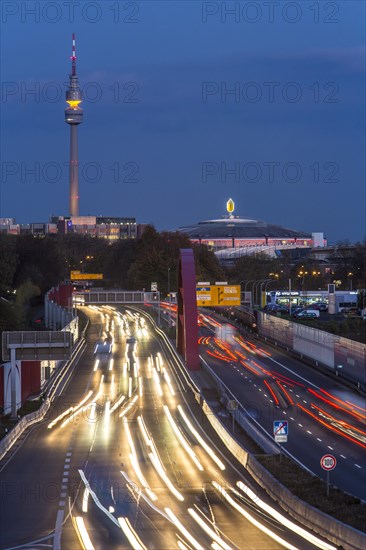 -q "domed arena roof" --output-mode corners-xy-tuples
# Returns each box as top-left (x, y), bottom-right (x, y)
(177, 217), (311, 240)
